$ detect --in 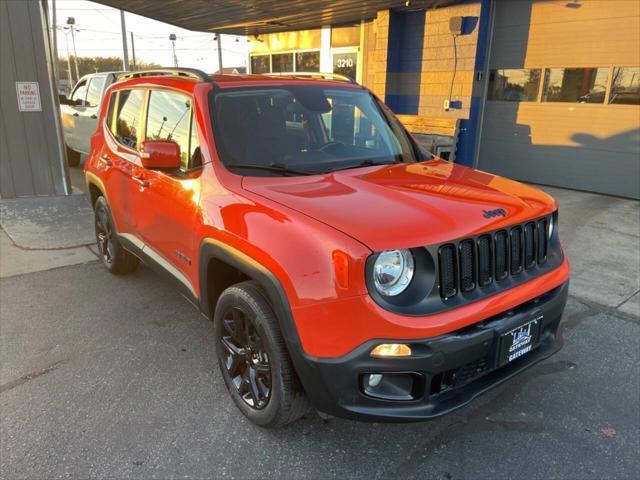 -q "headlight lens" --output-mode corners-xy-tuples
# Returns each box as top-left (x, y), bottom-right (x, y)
(373, 249), (414, 296)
